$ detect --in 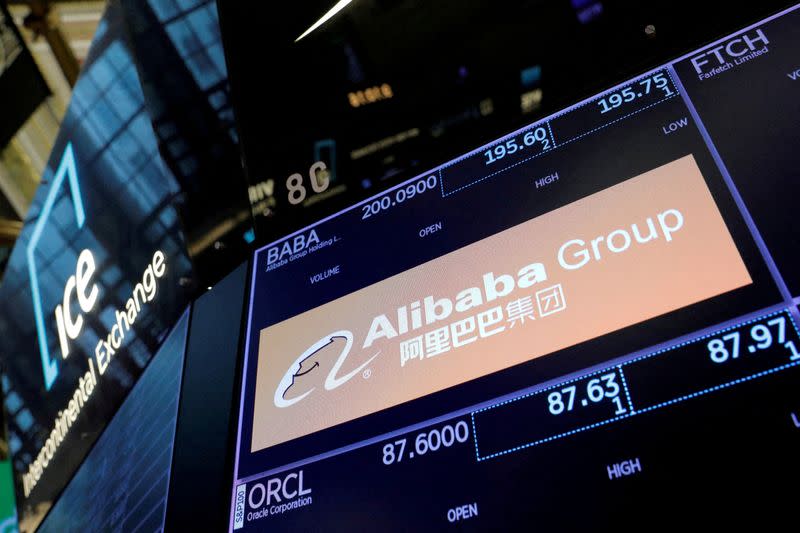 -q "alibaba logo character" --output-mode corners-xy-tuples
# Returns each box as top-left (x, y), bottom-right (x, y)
(273, 330), (380, 408)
